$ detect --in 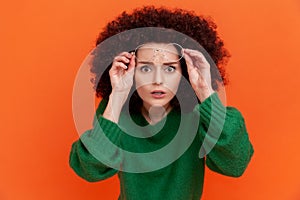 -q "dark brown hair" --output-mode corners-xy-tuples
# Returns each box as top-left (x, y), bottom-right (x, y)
(90, 6), (230, 112)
